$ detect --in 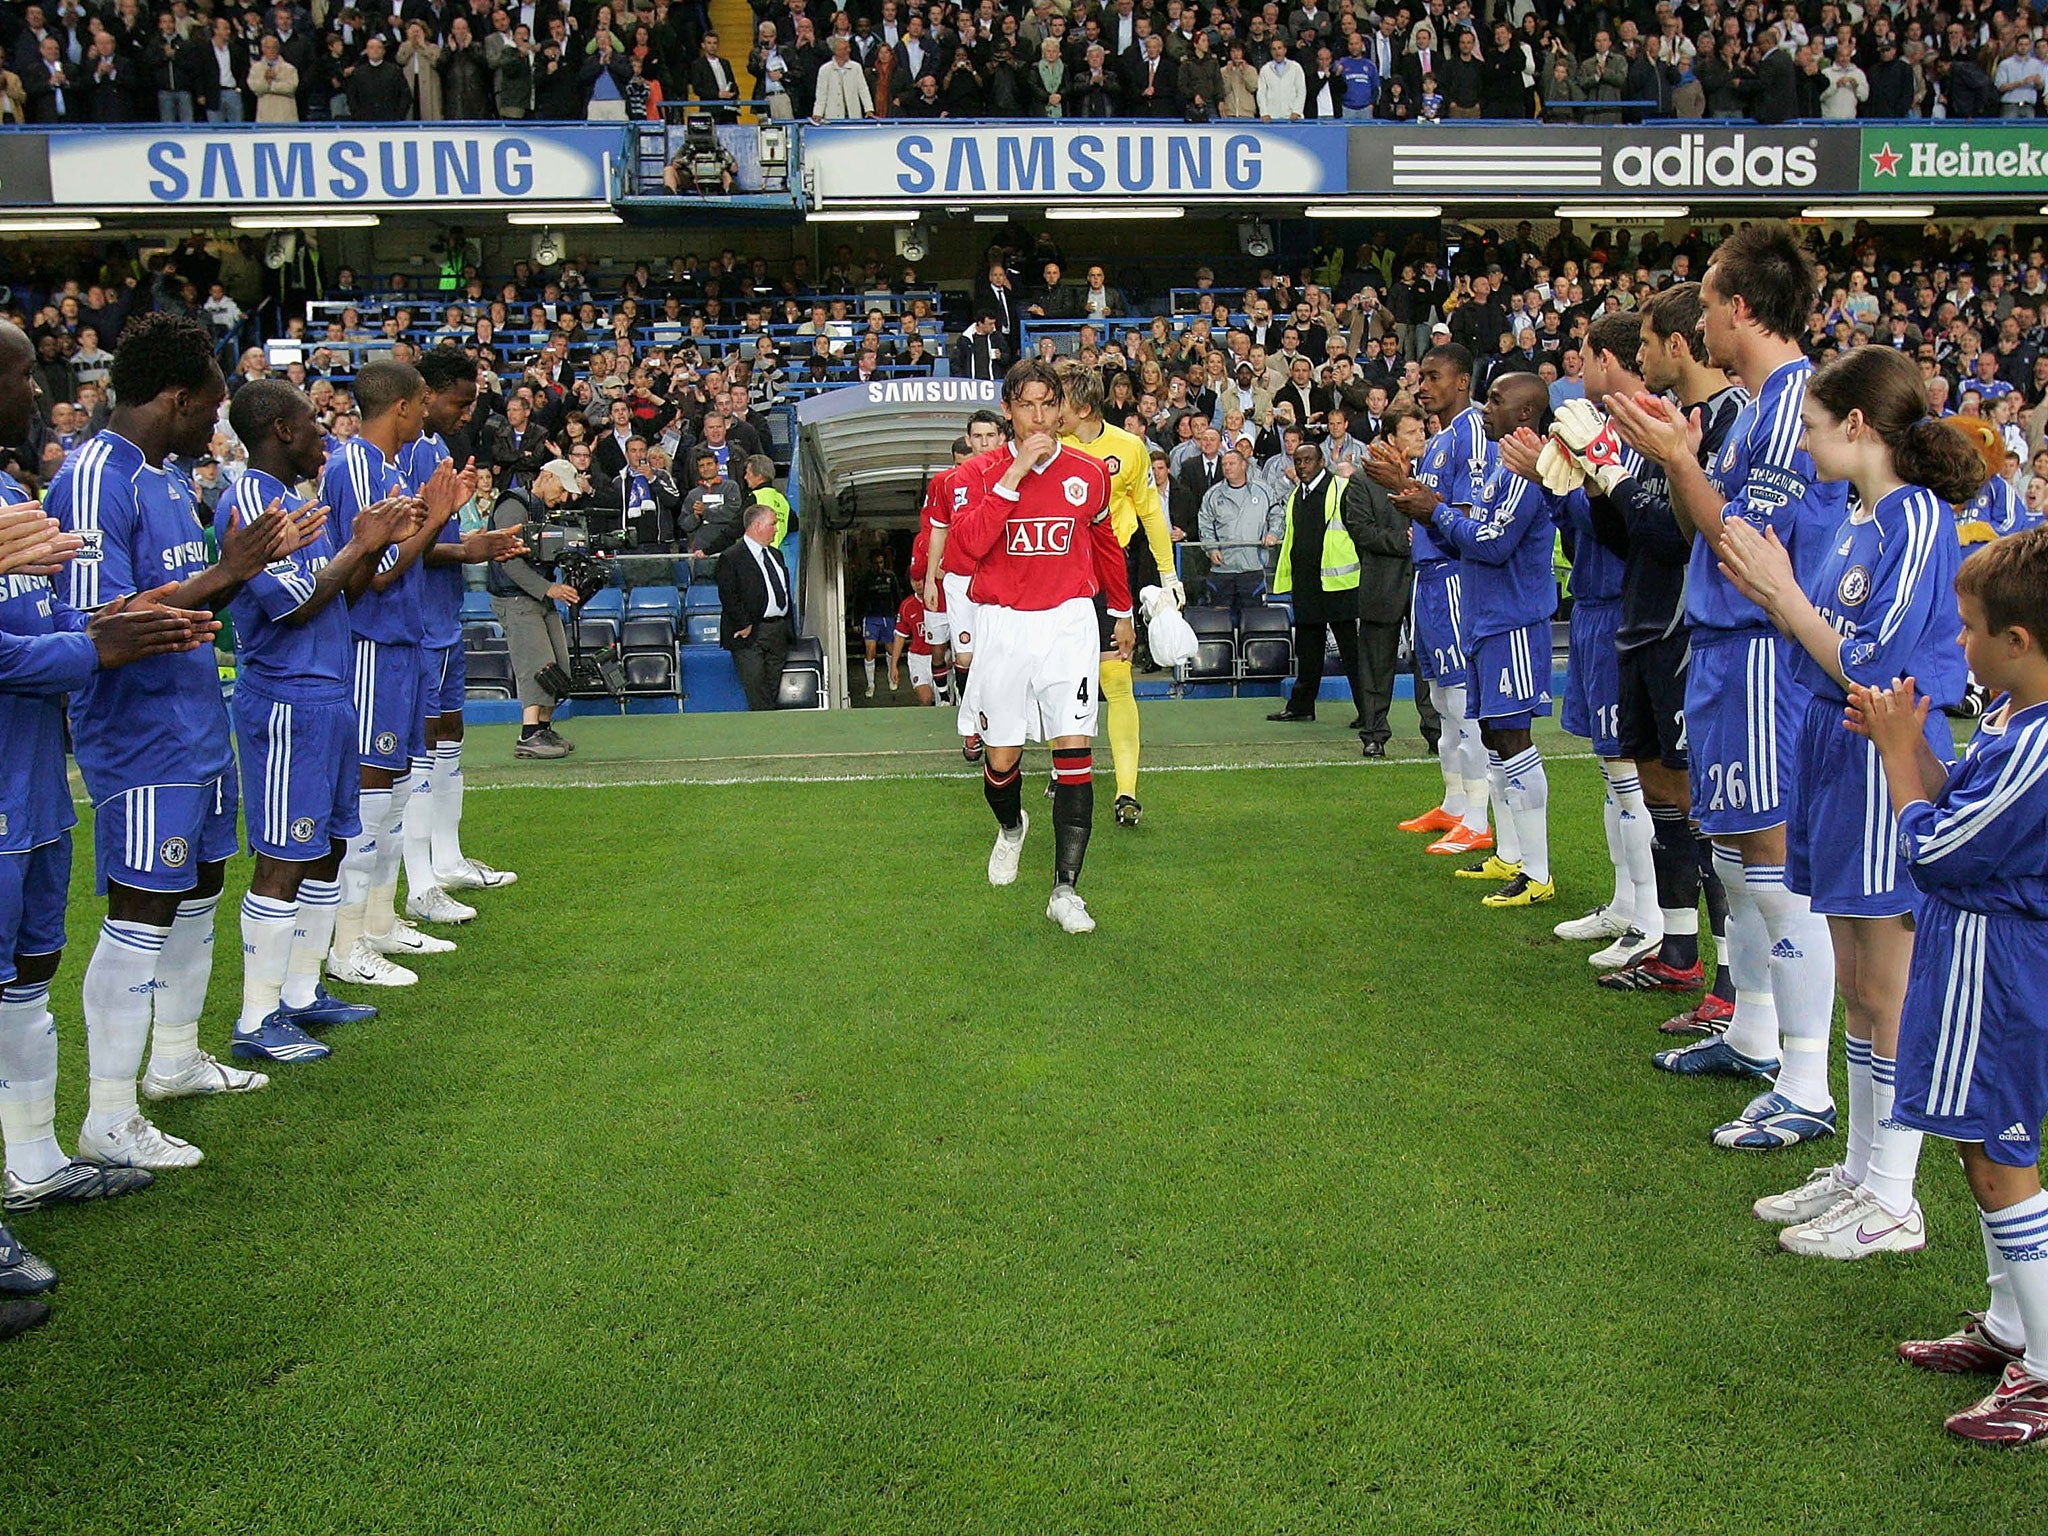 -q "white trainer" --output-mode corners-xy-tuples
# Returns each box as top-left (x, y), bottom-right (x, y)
(328, 939), (418, 987)
(367, 920), (456, 956)
(142, 1051), (270, 1102)
(1046, 884), (1096, 934)
(1753, 1164), (1858, 1225)
(438, 858), (517, 890)
(987, 810), (1029, 886)
(1589, 927), (1660, 969)
(1554, 905), (1629, 942)
(1779, 1186), (1927, 1259)
(77, 1112), (203, 1170)
(405, 887), (476, 925)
